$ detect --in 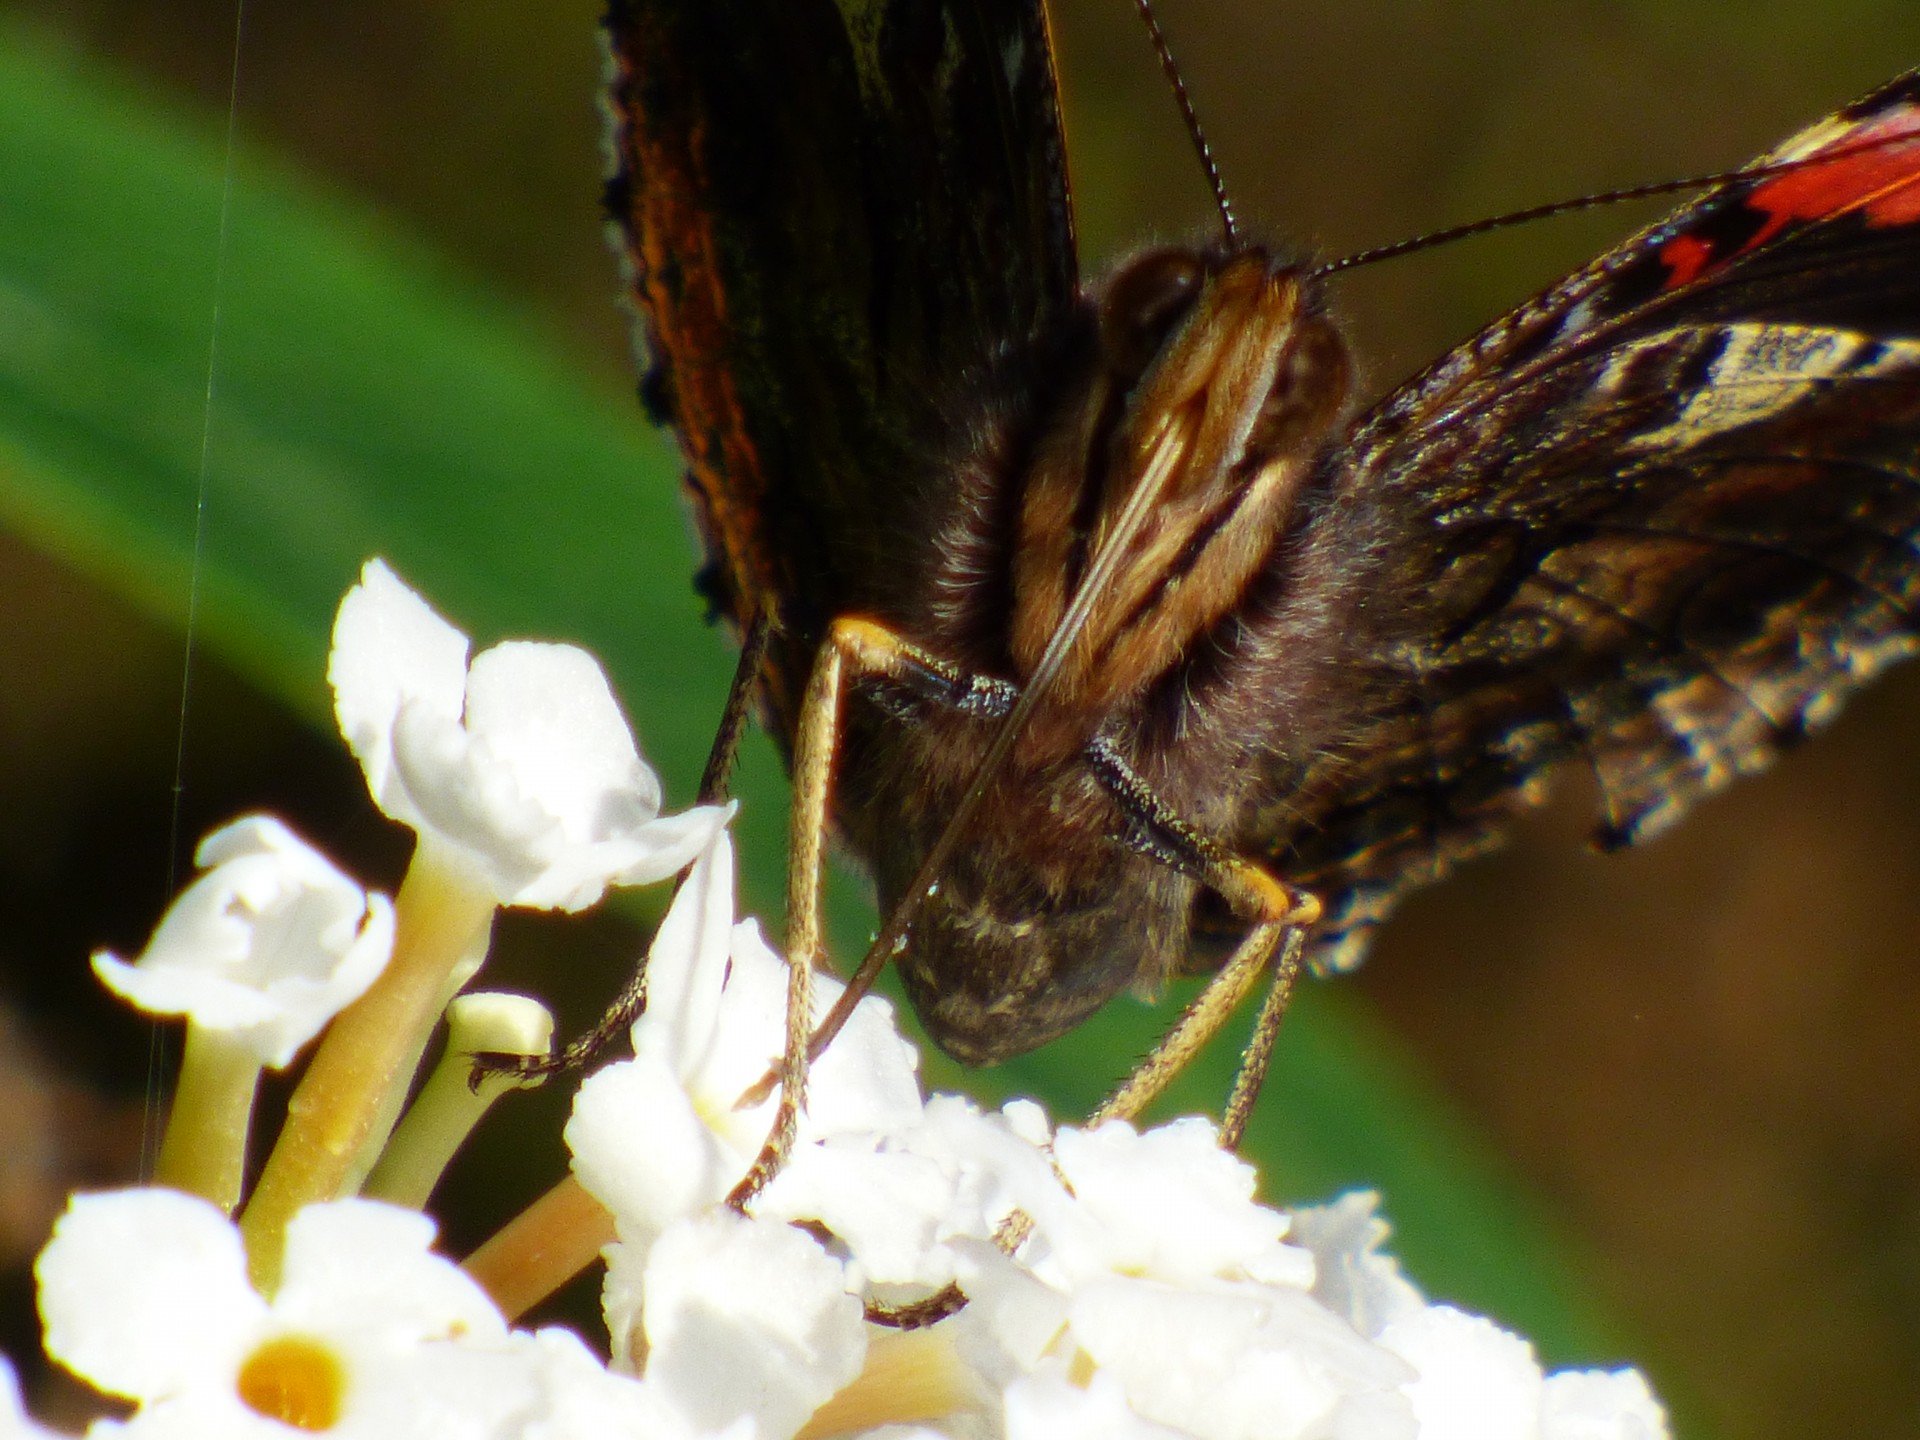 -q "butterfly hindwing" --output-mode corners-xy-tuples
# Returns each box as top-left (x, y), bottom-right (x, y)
(1281, 70), (1920, 966)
